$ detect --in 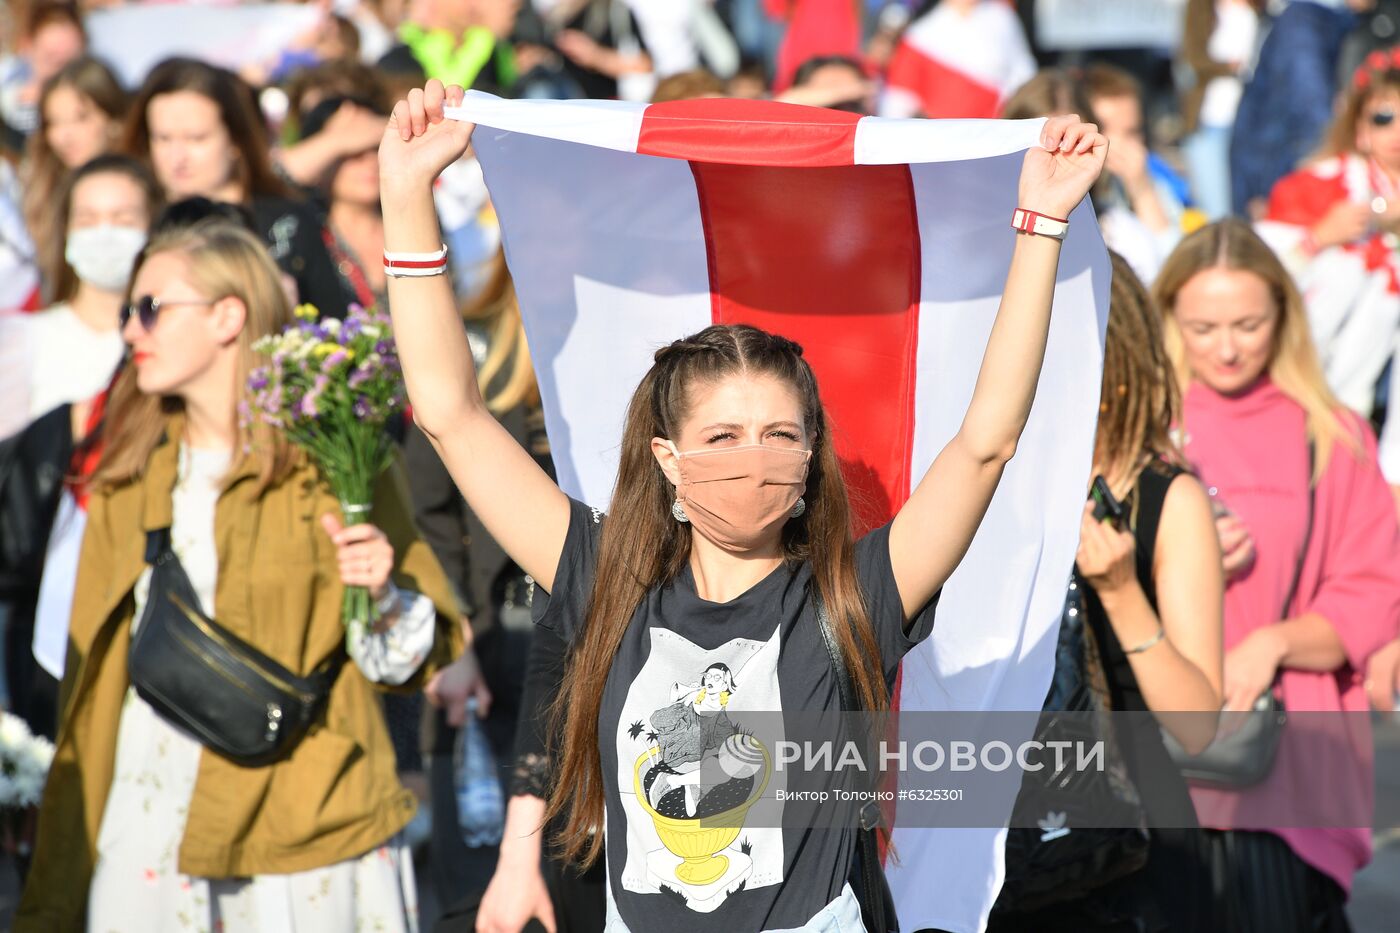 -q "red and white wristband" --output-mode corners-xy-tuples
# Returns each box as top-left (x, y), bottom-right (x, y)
(1011, 208), (1070, 240)
(384, 243), (449, 278)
